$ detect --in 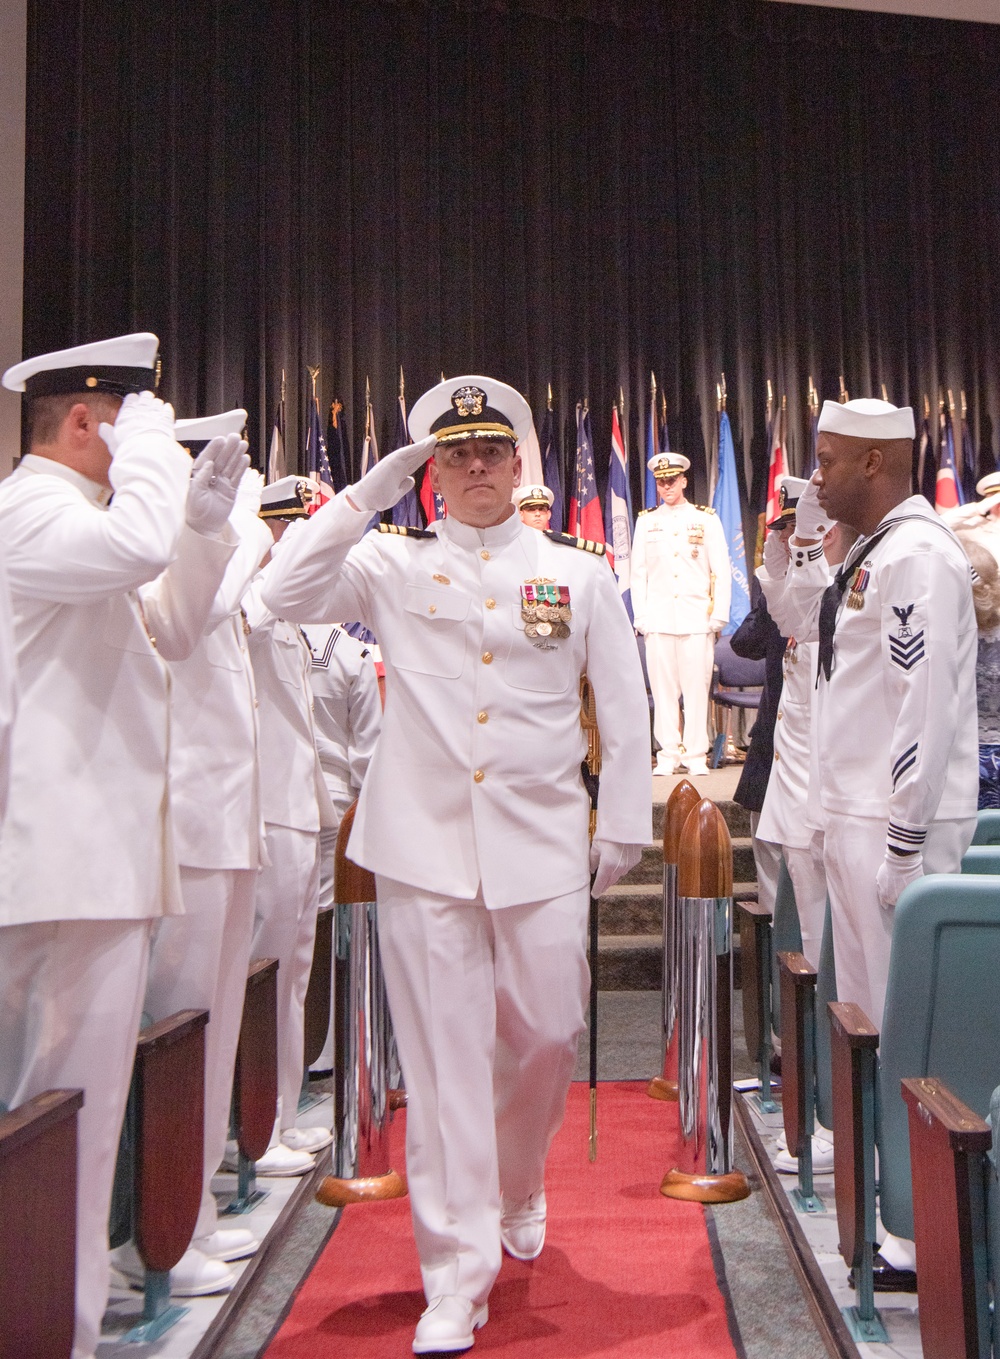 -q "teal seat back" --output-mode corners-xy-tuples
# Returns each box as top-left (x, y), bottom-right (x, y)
(962, 845), (1000, 875)
(971, 810), (1000, 845)
(989, 1086), (1000, 1357)
(878, 875), (1000, 1239)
